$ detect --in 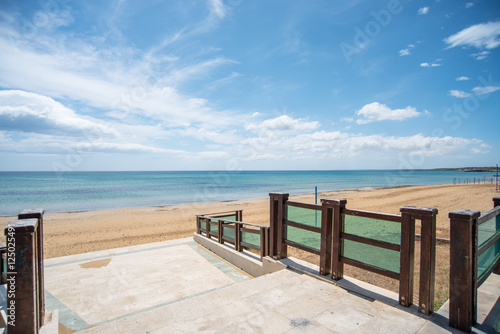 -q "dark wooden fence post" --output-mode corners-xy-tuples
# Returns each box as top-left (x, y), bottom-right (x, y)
(18, 209), (45, 328)
(260, 227), (266, 259)
(235, 223), (242, 252)
(492, 197), (500, 275)
(205, 218), (210, 239)
(418, 207), (438, 315)
(269, 193), (289, 259)
(449, 209), (480, 333)
(331, 199), (347, 280)
(196, 216), (201, 234)
(5, 218), (40, 334)
(320, 199), (335, 276)
(399, 208), (416, 308)
(218, 220), (223, 244)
